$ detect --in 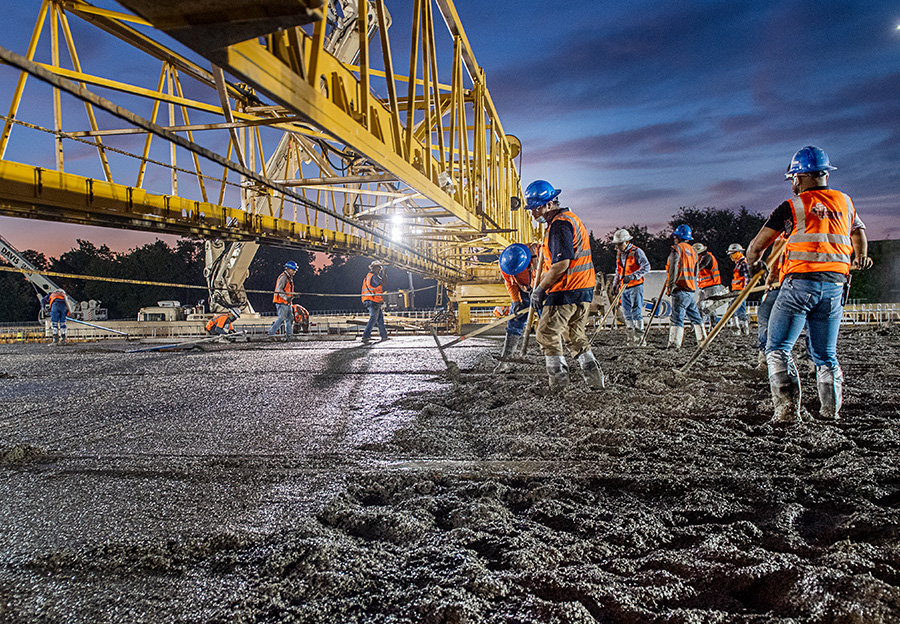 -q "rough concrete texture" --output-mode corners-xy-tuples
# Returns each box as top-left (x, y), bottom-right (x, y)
(1, 325), (899, 623)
